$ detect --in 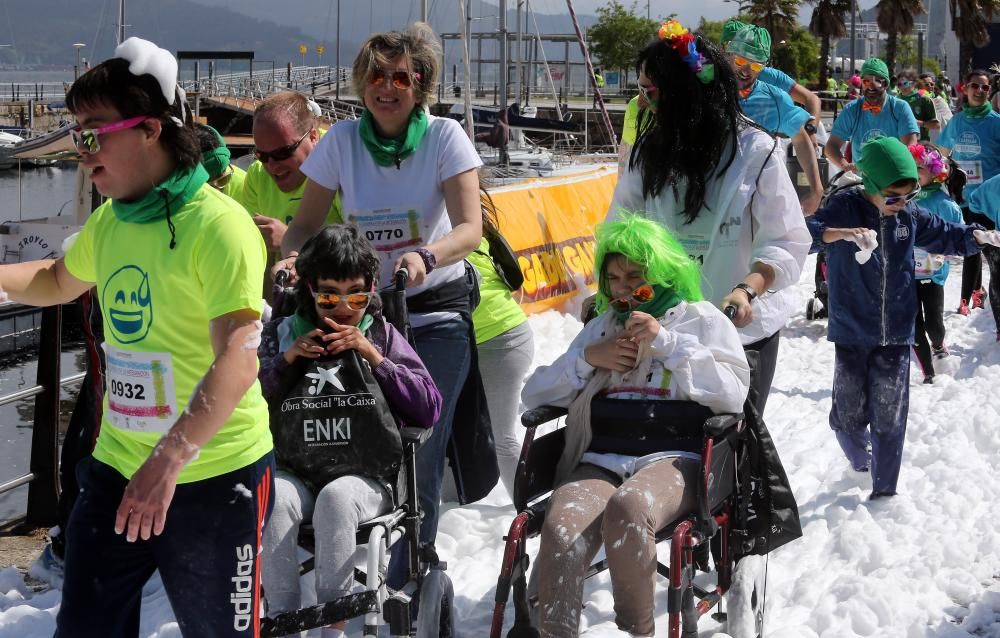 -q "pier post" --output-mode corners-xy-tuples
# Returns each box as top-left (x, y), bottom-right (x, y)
(25, 305), (62, 526)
